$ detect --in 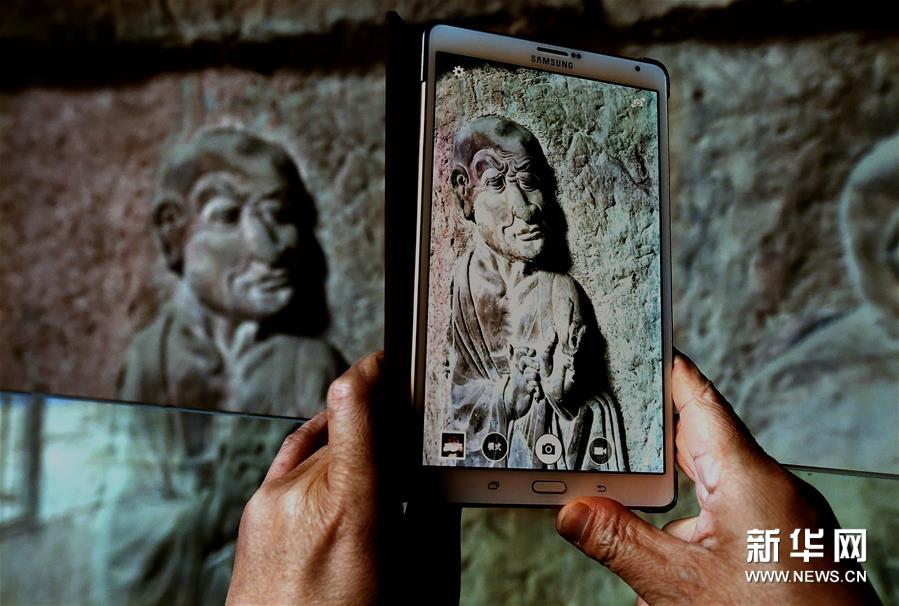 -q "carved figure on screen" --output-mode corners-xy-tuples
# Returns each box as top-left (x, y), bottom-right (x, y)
(447, 115), (627, 470)
(118, 127), (344, 416)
